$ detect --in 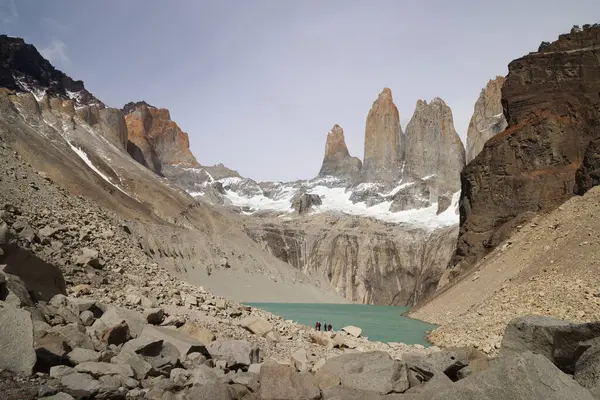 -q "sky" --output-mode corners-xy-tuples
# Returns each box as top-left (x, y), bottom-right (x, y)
(1, 1), (598, 181)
